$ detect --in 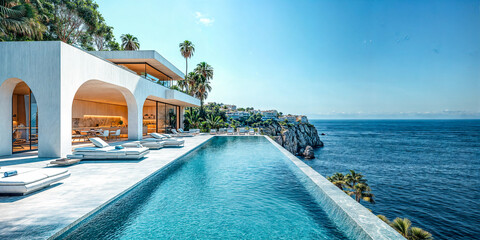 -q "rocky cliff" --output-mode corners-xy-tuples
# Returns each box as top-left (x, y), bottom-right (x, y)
(262, 121), (323, 157)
